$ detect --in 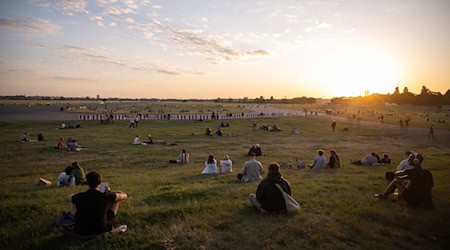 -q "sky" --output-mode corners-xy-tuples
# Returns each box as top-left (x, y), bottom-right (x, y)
(0, 0), (449, 99)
